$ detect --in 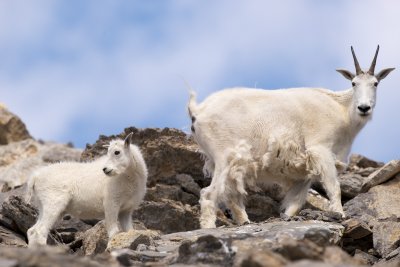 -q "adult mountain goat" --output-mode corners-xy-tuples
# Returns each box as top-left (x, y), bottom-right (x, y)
(188, 46), (394, 228)
(26, 133), (148, 246)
